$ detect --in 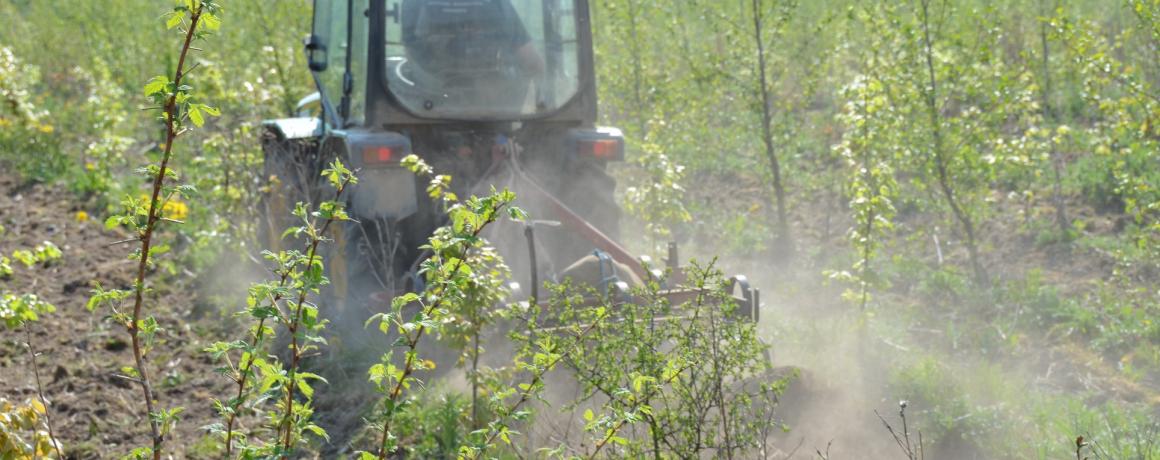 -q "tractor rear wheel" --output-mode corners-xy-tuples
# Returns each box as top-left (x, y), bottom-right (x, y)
(257, 130), (325, 252)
